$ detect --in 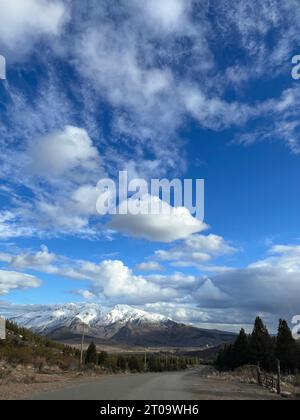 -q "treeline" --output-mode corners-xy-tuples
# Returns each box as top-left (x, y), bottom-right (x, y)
(84, 342), (195, 373)
(216, 317), (300, 373)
